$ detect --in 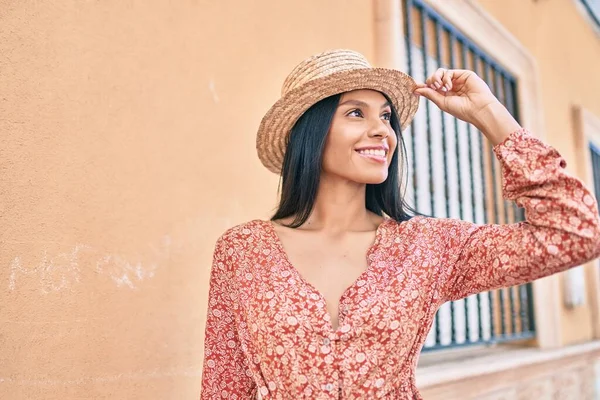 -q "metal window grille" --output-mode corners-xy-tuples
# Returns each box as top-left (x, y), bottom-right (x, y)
(580, 0), (600, 28)
(402, 0), (536, 351)
(590, 143), (600, 211)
